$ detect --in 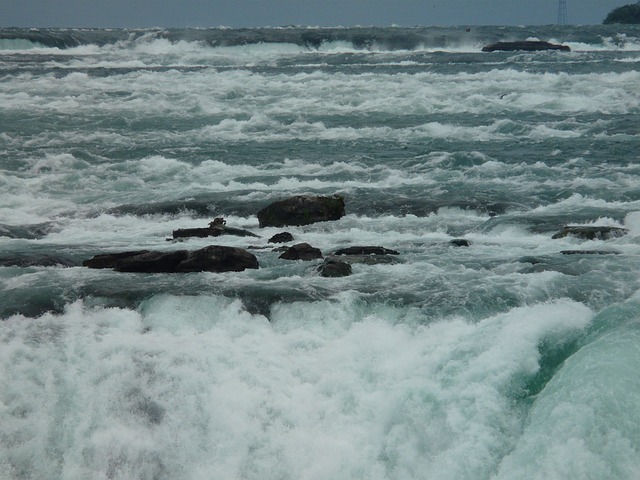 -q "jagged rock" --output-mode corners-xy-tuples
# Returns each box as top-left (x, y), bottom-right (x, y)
(449, 239), (471, 247)
(317, 259), (352, 277)
(278, 243), (323, 261)
(482, 41), (571, 52)
(268, 232), (294, 243)
(83, 246), (259, 273)
(172, 218), (259, 239)
(333, 246), (399, 256)
(257, 195), (345, 228)
(552, 225), (628, 240)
